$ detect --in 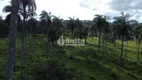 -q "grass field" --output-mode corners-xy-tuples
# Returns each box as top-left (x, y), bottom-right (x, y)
(0, 35), (142, 80)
